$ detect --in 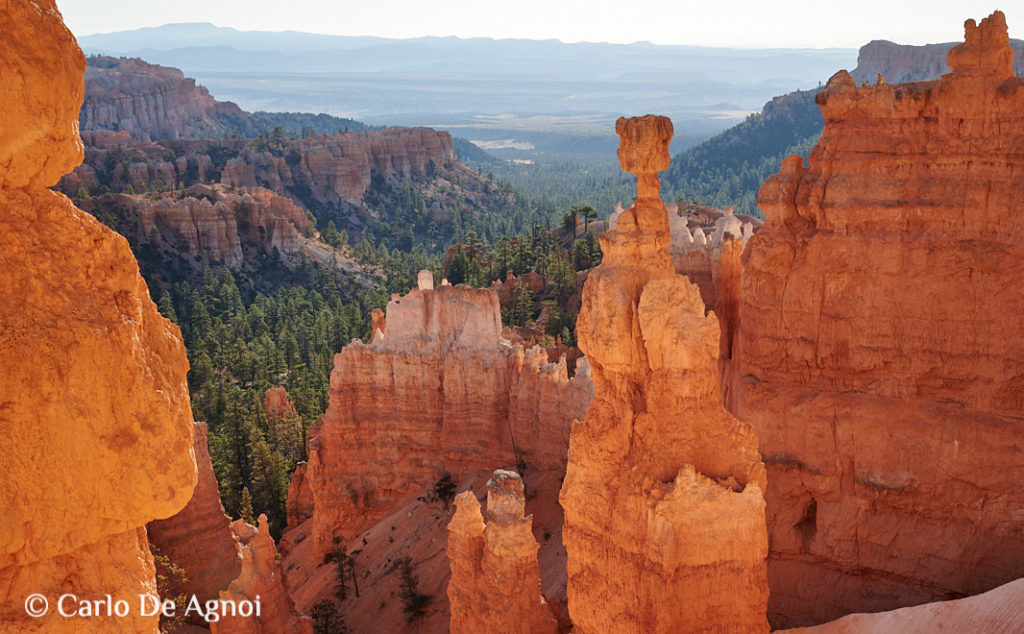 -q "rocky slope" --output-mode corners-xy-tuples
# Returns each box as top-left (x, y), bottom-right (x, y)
(448, 470), (557, 634)
(559, 115), (769, 633)
(0, 2), (196, 631)
(81, 56), (260, 141)
(730, 10), (1024, 628)
(787, 576), (1024, 633)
